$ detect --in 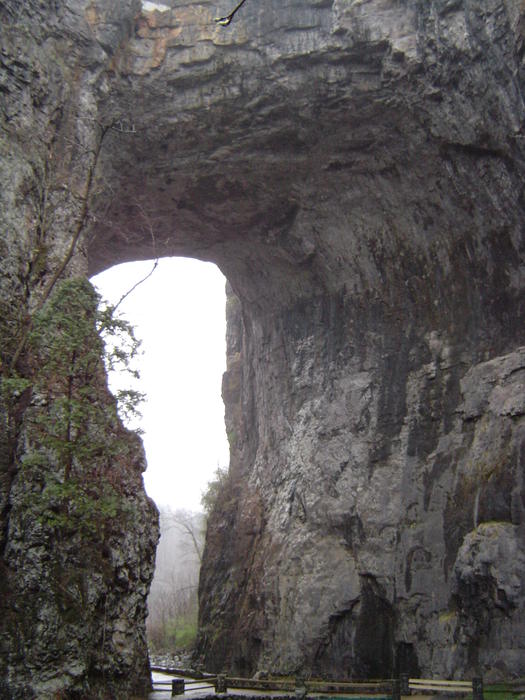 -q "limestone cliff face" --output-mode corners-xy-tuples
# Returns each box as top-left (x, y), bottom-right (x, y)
(1, 0), (525, 694)
(0, 2), (158, 698)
